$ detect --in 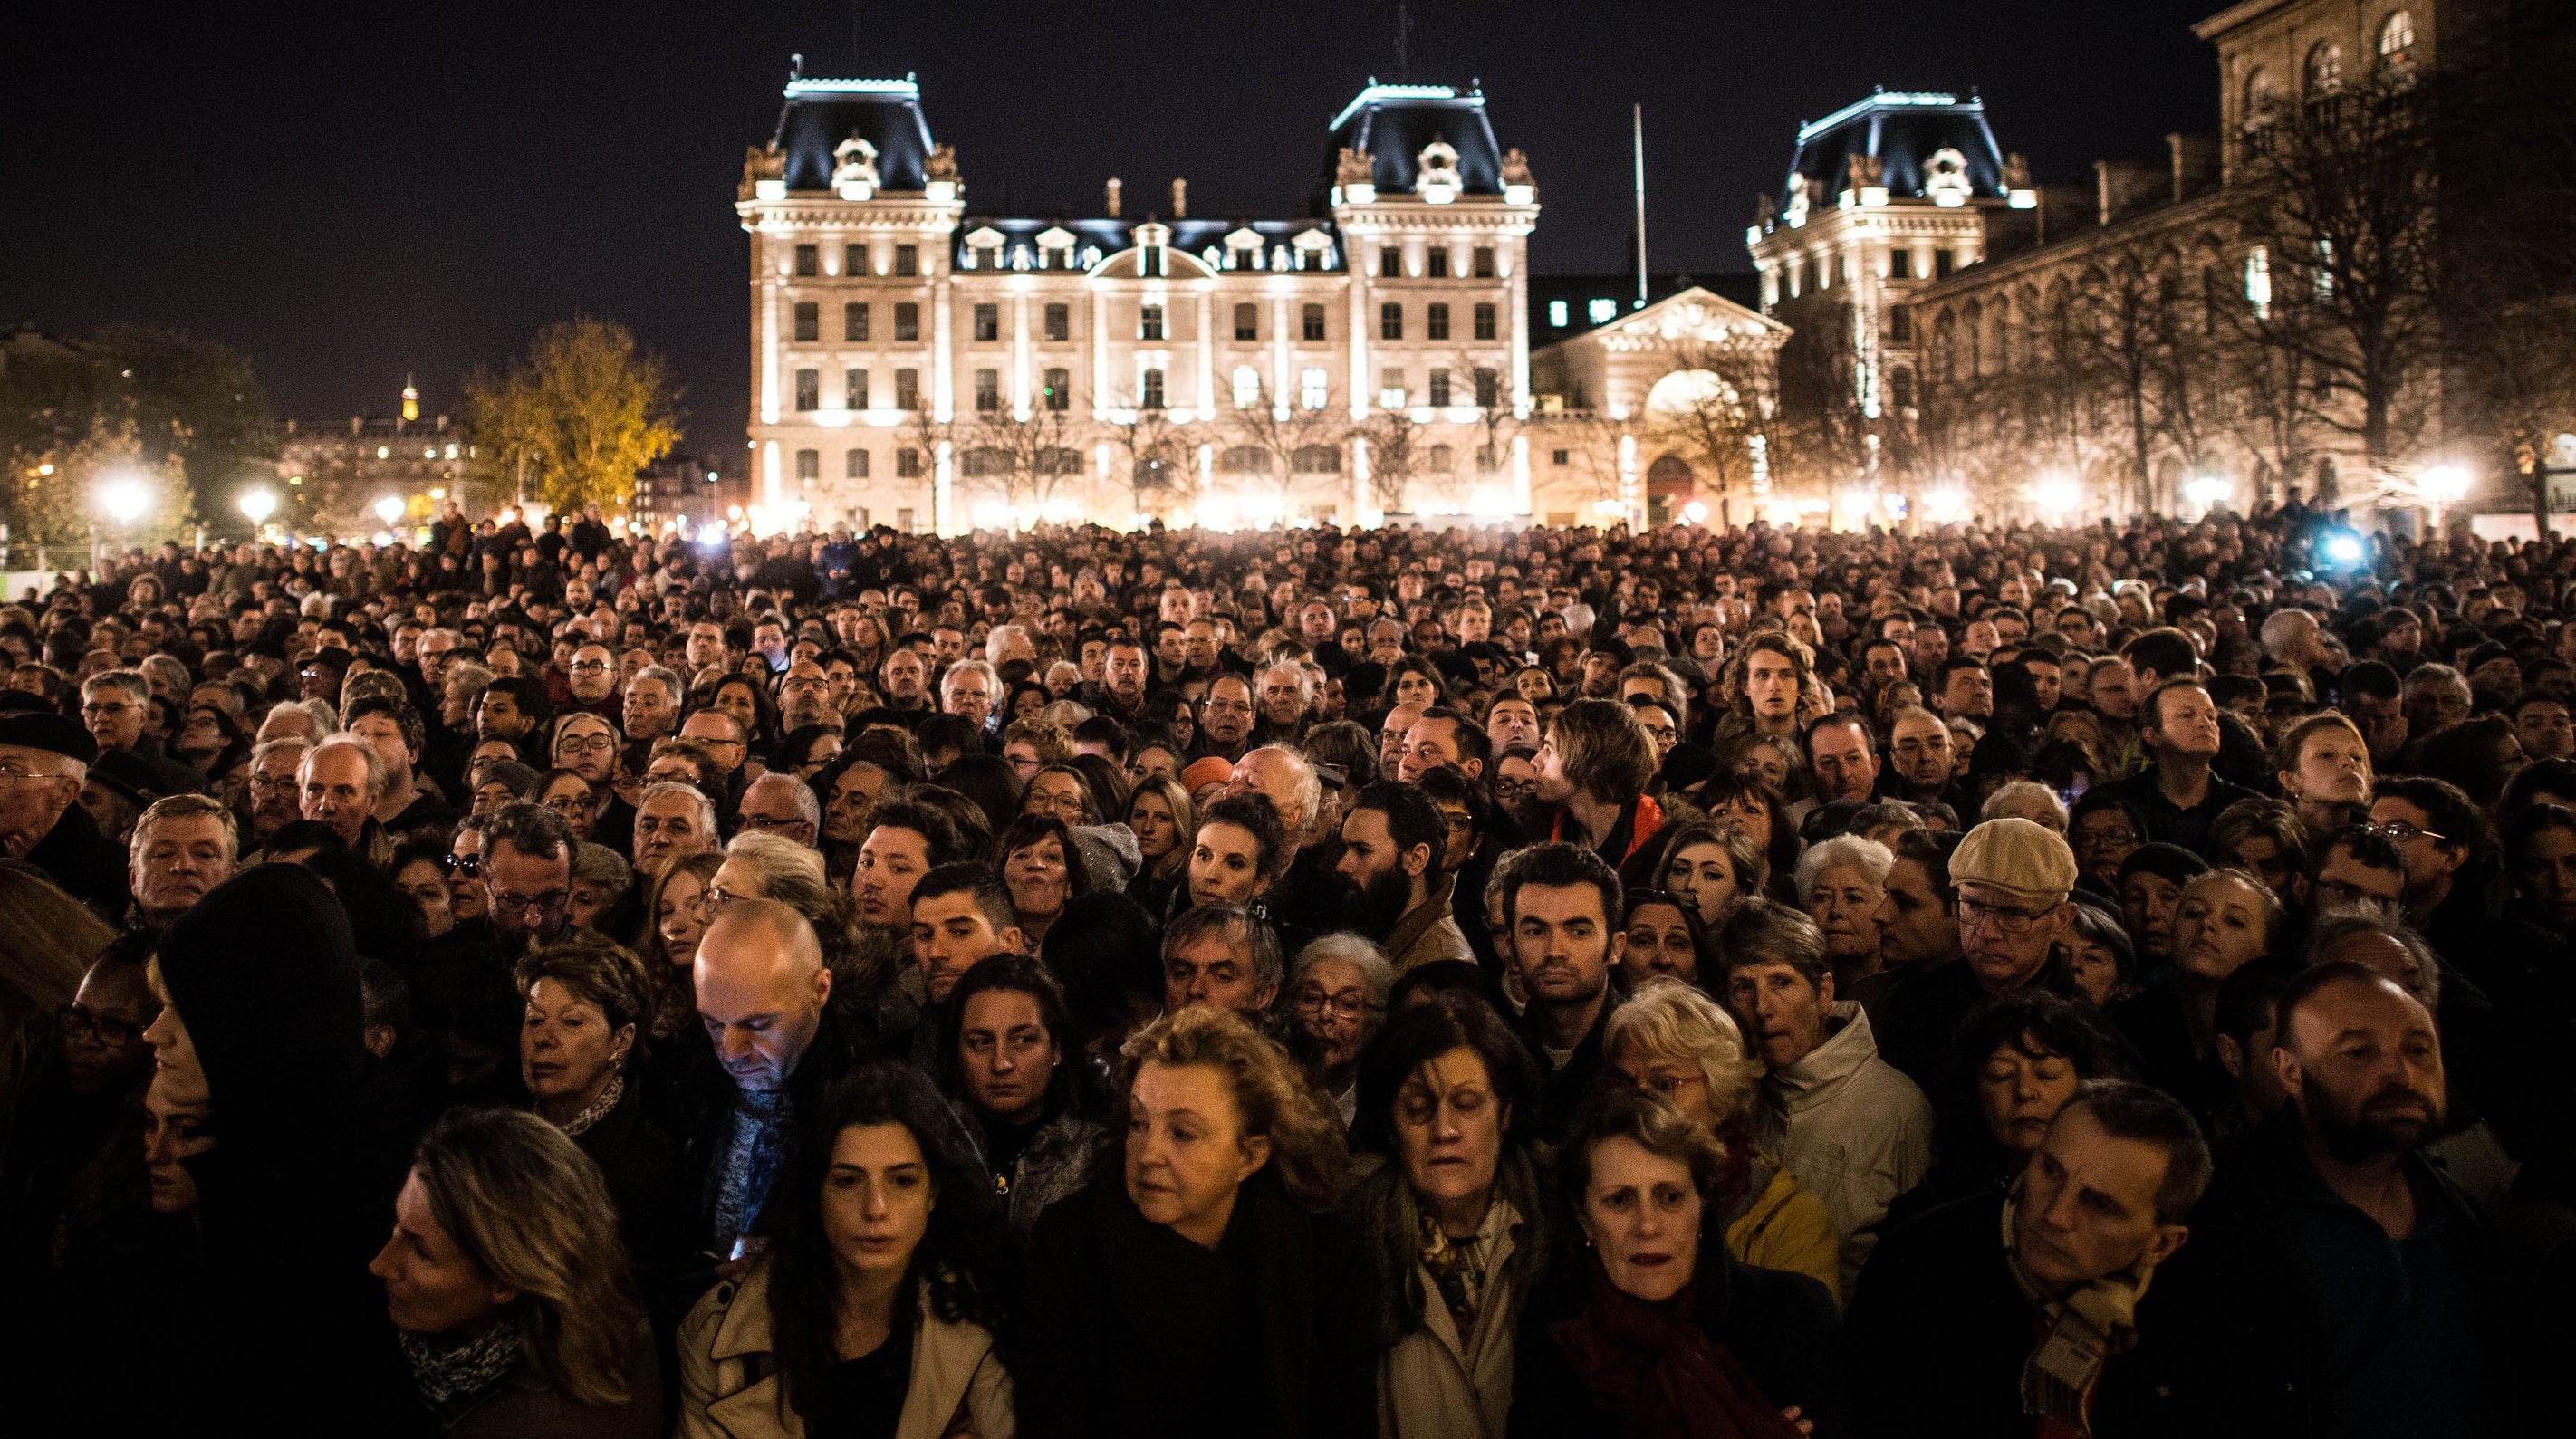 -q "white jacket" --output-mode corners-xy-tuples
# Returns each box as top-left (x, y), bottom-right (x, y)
(676, 1256), (1014, 1439)
(1377, 1199), (1523, 1439)
(1756, 1000), (1935, 1293)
